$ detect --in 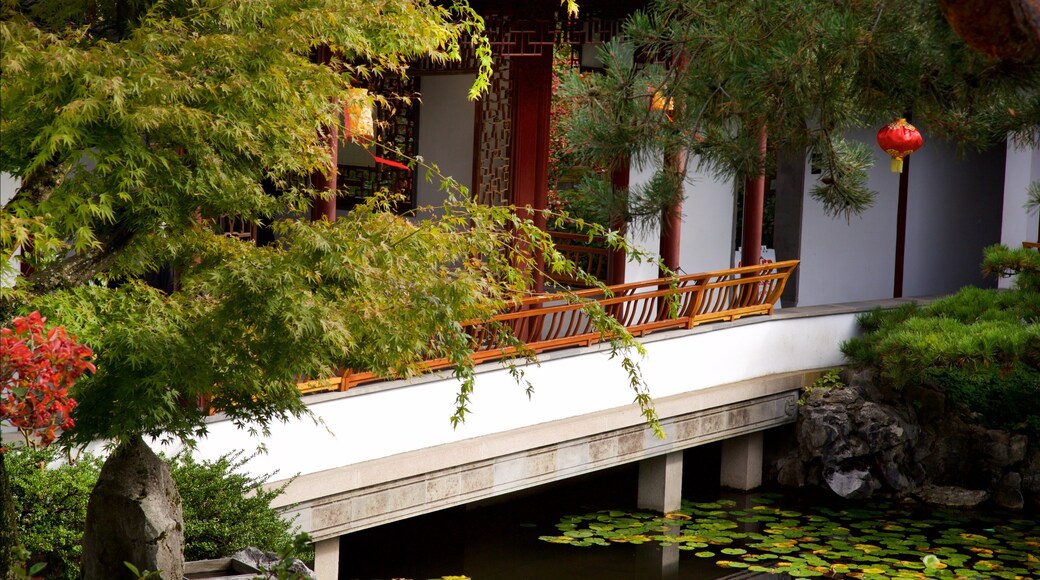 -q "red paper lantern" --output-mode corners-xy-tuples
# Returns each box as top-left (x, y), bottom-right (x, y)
(876, 118), (924, 173)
